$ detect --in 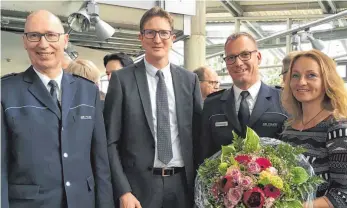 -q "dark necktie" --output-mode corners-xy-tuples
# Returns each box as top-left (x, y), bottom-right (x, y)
(48, 80), (60, 108)
(156, 70), (173, 165)
(238, 91), (250, 137)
